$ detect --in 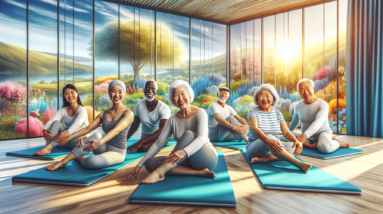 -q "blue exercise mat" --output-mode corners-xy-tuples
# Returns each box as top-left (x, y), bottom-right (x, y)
(211, 140), (247, 150)
(12, 140), (176, 186)
(241, 149), (361, 194)
(6, 137), (146, 160)
(130, 151), (237, 207)
(279, 136), (363, 159)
